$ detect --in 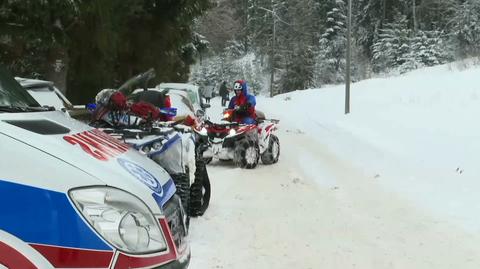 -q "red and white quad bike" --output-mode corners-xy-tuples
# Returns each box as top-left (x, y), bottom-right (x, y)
(196, 109), (280, 169)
